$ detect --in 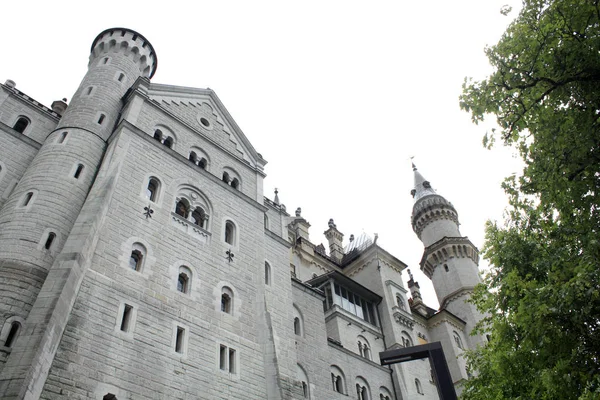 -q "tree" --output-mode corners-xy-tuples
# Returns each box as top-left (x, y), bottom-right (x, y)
(459, 1), (600, 399)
